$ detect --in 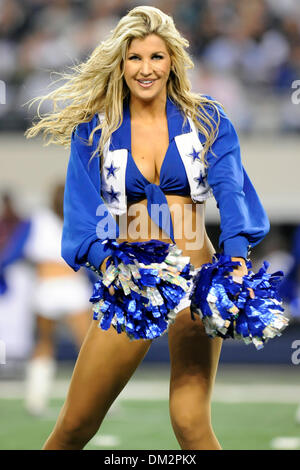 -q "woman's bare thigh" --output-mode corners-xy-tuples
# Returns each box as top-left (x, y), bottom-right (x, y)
(168, 306), (222, 450)
(168, 307), (222, 403)
(60, 320), (152, 427)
